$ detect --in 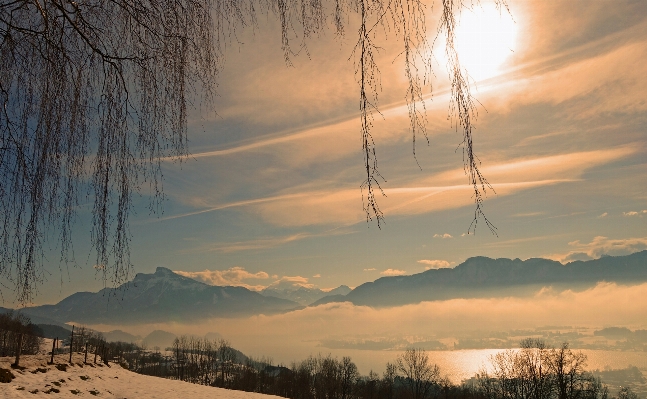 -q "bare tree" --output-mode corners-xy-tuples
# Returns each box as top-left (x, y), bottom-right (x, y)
(1, 0), (504, 303)
(397, 348), (441, 399)
(479, 340), (609, 399)
(546, 342), (589, 399)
